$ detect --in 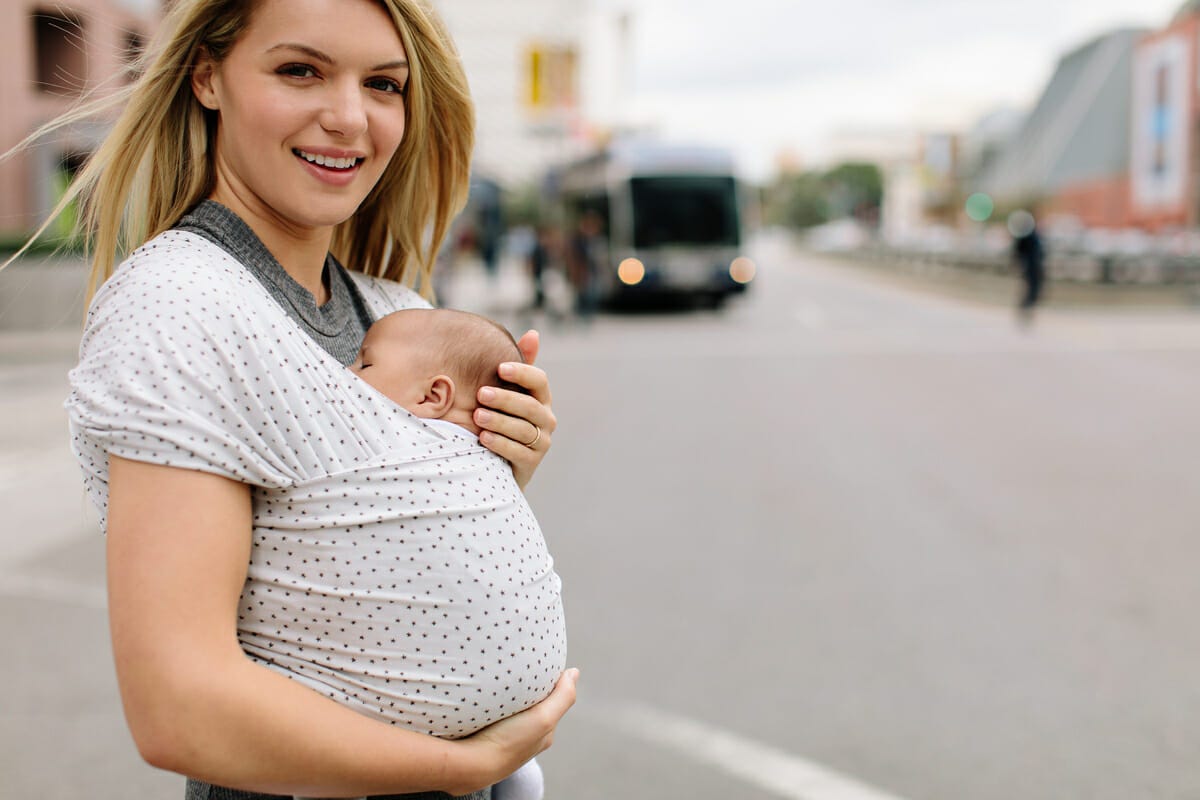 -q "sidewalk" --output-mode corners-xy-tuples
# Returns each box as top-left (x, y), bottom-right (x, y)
(0, 254), (89, 333)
